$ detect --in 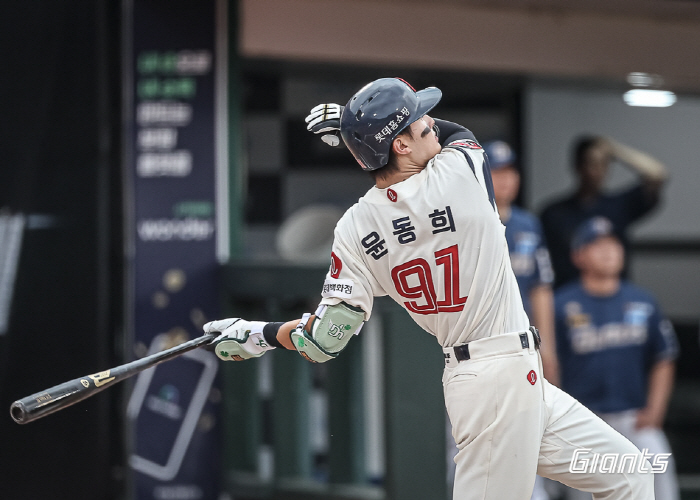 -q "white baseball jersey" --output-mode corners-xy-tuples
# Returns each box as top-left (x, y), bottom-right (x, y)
(320, 140), (529, 347)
